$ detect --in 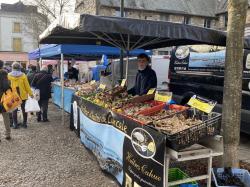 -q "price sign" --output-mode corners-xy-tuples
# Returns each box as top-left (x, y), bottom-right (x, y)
(147, 88), (156, 95)
(90, 80), (96, 85)
(187, 95), (217, 113)
(154, 91), (172, 103)
(121, 79), (127, 87)
(99, 84), (106, 90)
